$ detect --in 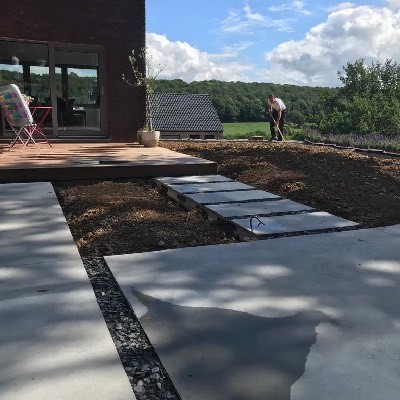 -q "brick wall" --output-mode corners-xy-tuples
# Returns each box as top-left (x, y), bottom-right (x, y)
(0, 0), (145, 142)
